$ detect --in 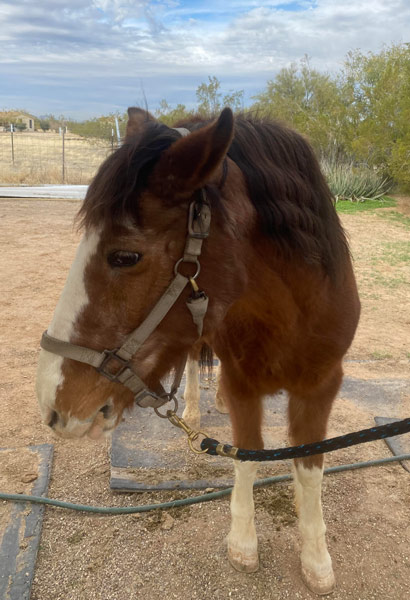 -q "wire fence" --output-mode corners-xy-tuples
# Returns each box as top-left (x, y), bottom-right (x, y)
(0, 131), (116, 184)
